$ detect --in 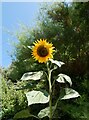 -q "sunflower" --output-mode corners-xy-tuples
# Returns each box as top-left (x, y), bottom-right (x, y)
(32, 39), (55, 63)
